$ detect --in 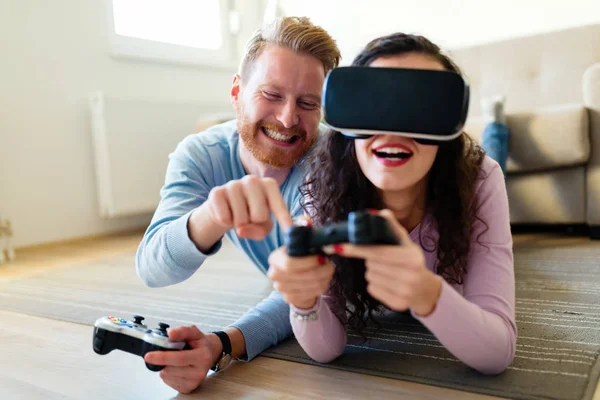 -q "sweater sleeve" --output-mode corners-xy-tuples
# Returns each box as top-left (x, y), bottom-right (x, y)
(289, 294), (347, 363)
(135, 136), (221, 288)
(413, 159), (517, 375)
(229, 290), (294, 361)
